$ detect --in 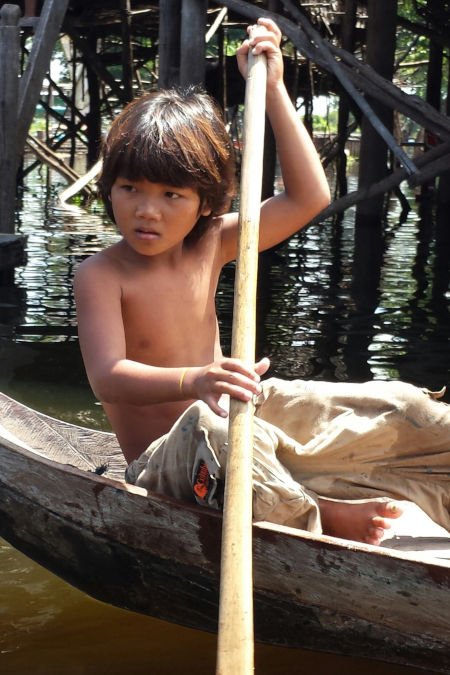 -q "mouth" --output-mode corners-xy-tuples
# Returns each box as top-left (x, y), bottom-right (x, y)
(135, 227), (160, 240)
